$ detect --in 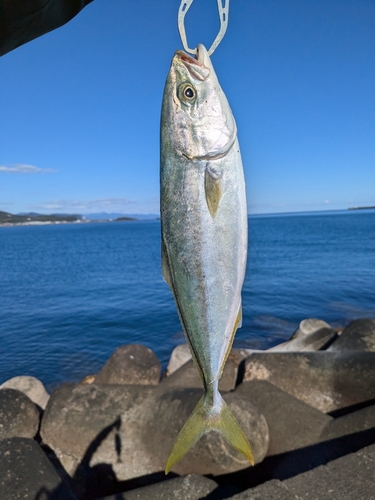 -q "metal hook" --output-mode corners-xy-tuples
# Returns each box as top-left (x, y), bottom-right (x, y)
(178, 0), (230, 56)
